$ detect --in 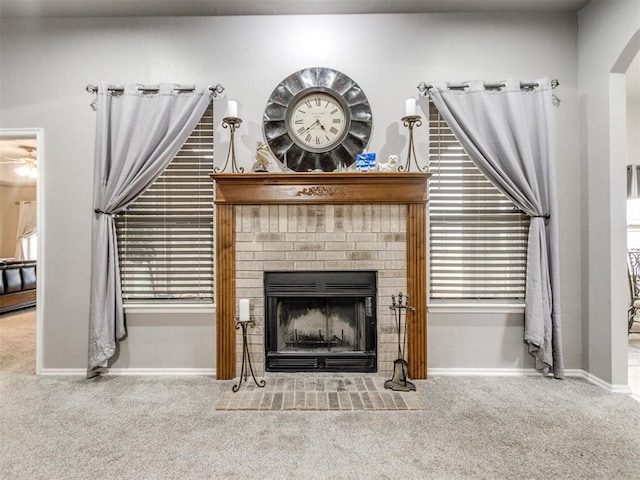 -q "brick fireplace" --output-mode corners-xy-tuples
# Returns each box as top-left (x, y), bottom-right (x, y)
(210, 172), (430, 380)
